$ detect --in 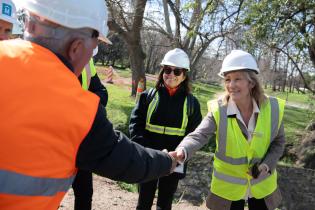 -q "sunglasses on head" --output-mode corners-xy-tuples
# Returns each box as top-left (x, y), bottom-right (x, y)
(163, 66), (185, 76)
